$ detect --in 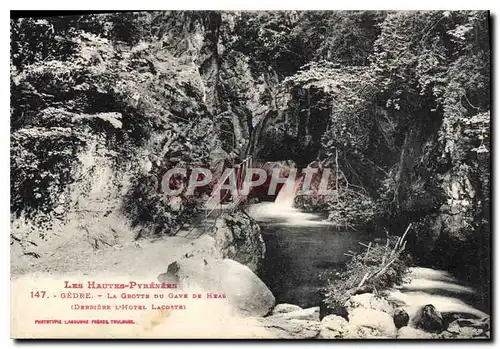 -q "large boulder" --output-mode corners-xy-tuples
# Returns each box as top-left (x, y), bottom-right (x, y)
(414, 304), (445, 333)
(272, 303), (303, 315)
(320, 311), (397, 339)
(318, 315), (349, 339)
(320, 308), (401, 339)
(348, 308), (398, 338)
(345, 293), (394, 316)
(210, 211), (265, 273)
(268, 307), (320, 321)
(158, 257), (275, 316)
